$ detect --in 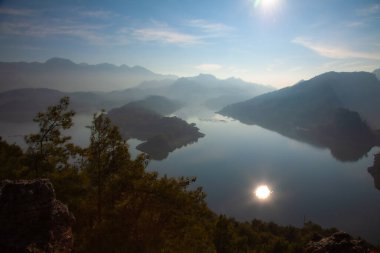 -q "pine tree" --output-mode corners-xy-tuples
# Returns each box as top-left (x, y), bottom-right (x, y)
(25, 96), (76, 177)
